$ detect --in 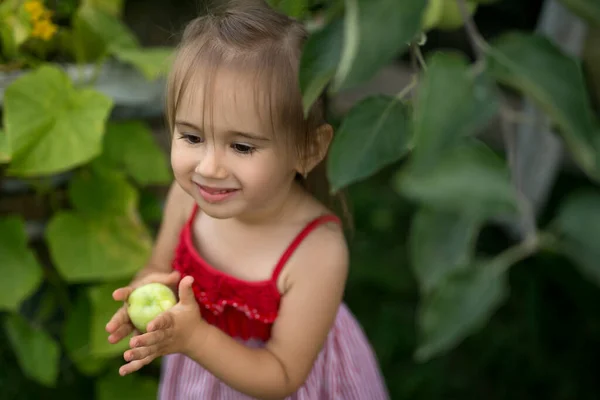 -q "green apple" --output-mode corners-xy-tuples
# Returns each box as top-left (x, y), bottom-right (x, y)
(127, 283), (177, 333)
